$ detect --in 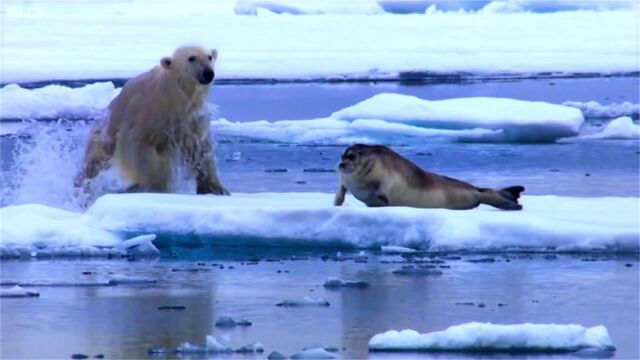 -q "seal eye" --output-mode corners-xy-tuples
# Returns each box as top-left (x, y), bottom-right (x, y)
(188, 56), (196, 62)
(346, 154), (356, 161)
(208, 55), (213, 61)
